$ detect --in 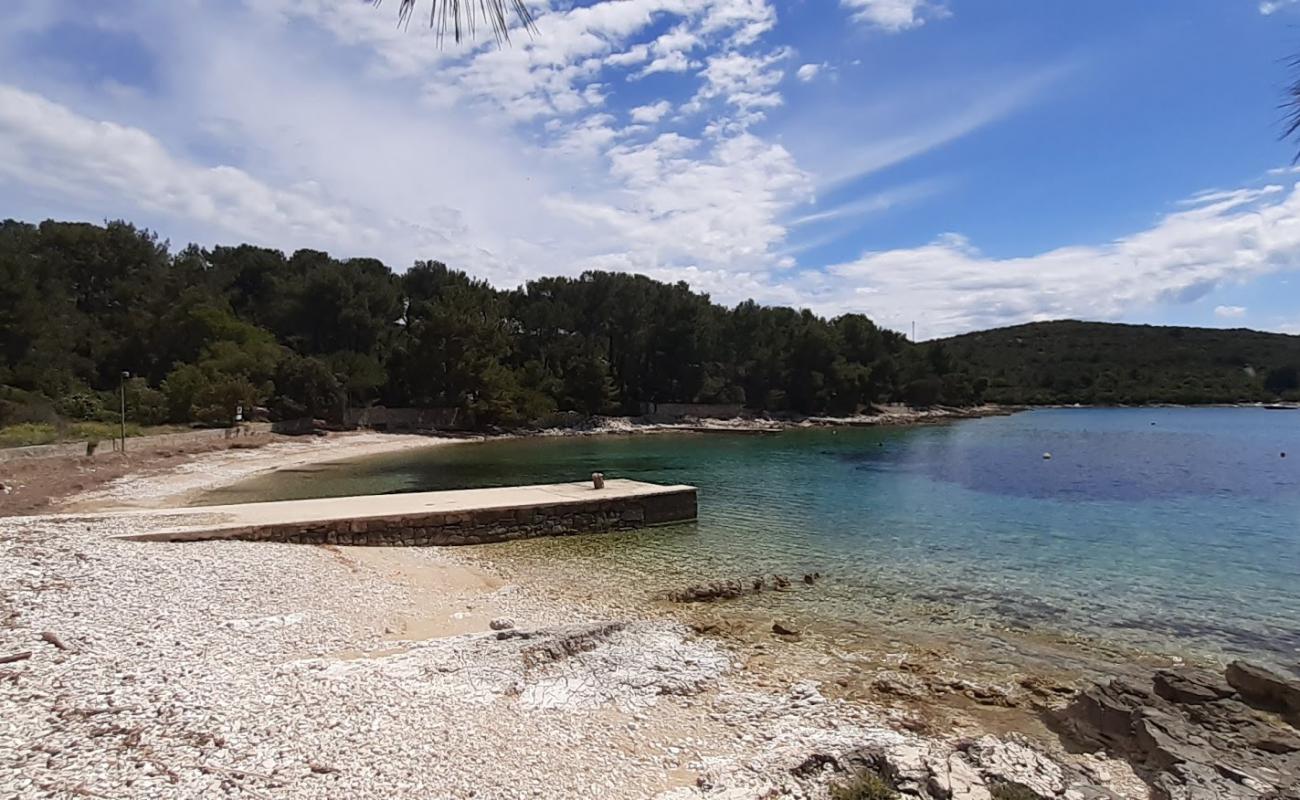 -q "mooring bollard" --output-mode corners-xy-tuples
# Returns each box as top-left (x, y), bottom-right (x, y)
(592, 472), (605, 489)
